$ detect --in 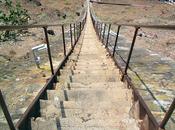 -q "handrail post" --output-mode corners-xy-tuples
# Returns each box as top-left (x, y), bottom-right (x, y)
(112, 25), (121, 57)
(98, 22), (101, 38)
(74, 23), (76, 45)
(95, 21), (98, 34)
(160, 98), (175, 129)
(70, 24), (73, 49)
(106, 24), (111, 48)
(102, 24), (107, 44)
(100, 23), (103, 40)
(80, 22), (82, 32)
(43, 27), (54, 75)
(121, 27), (139, 81)
(79, 22), (81, 37)
(61, 25), (66, 57)
(0, 90), (16, 130)
(76, 23), (79, 42)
